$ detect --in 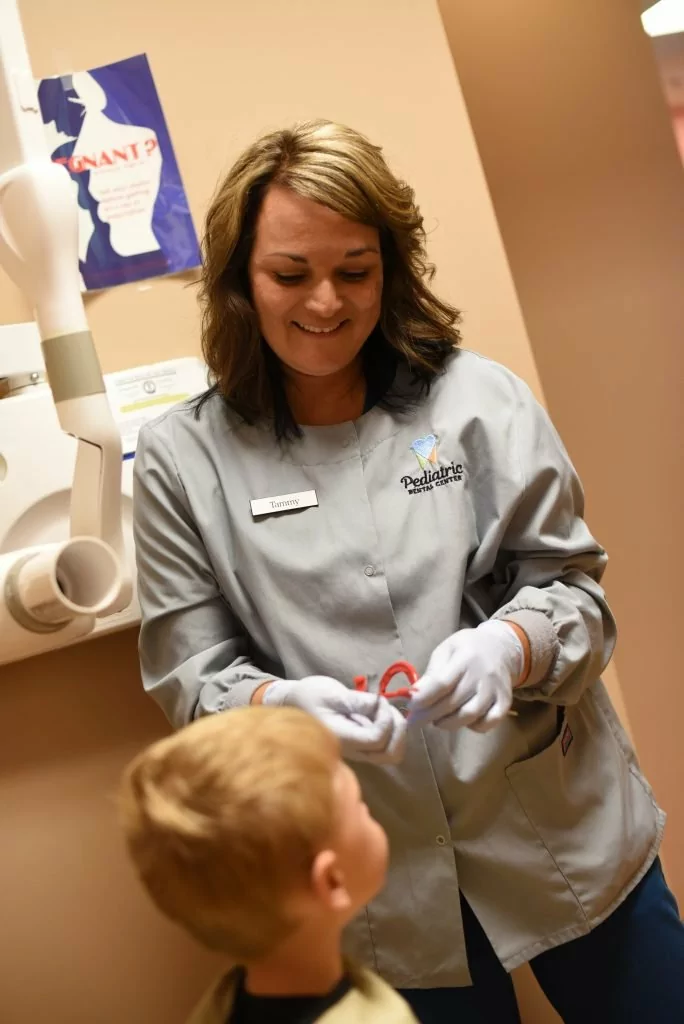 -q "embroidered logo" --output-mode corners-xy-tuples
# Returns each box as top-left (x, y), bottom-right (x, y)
(402, 434), (465, 496)
(561, 724), (574, 757)
(410, 433), (439, 470)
